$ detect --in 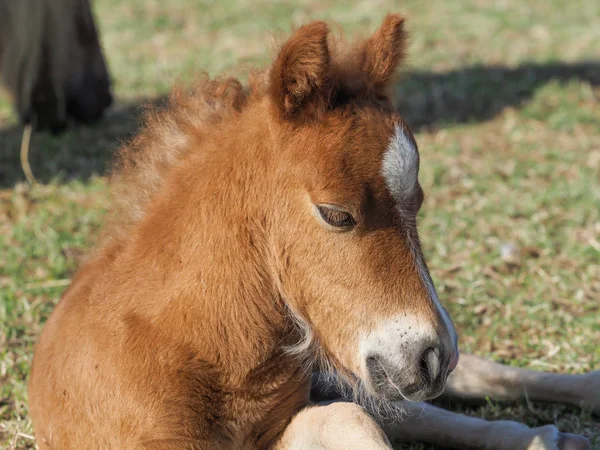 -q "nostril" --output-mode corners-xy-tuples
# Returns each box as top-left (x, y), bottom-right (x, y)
(366, 355), (378, 364)
(365, 354), (388, 388)
(420, 347), (441, 383)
